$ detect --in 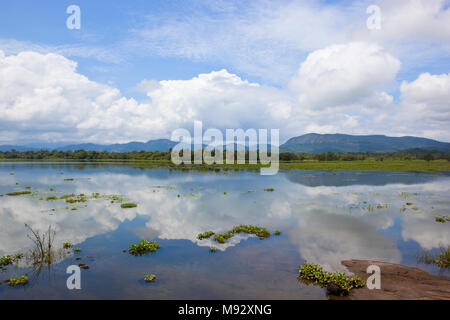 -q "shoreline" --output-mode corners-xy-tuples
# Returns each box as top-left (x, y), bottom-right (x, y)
(342, 260), (450, 300)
